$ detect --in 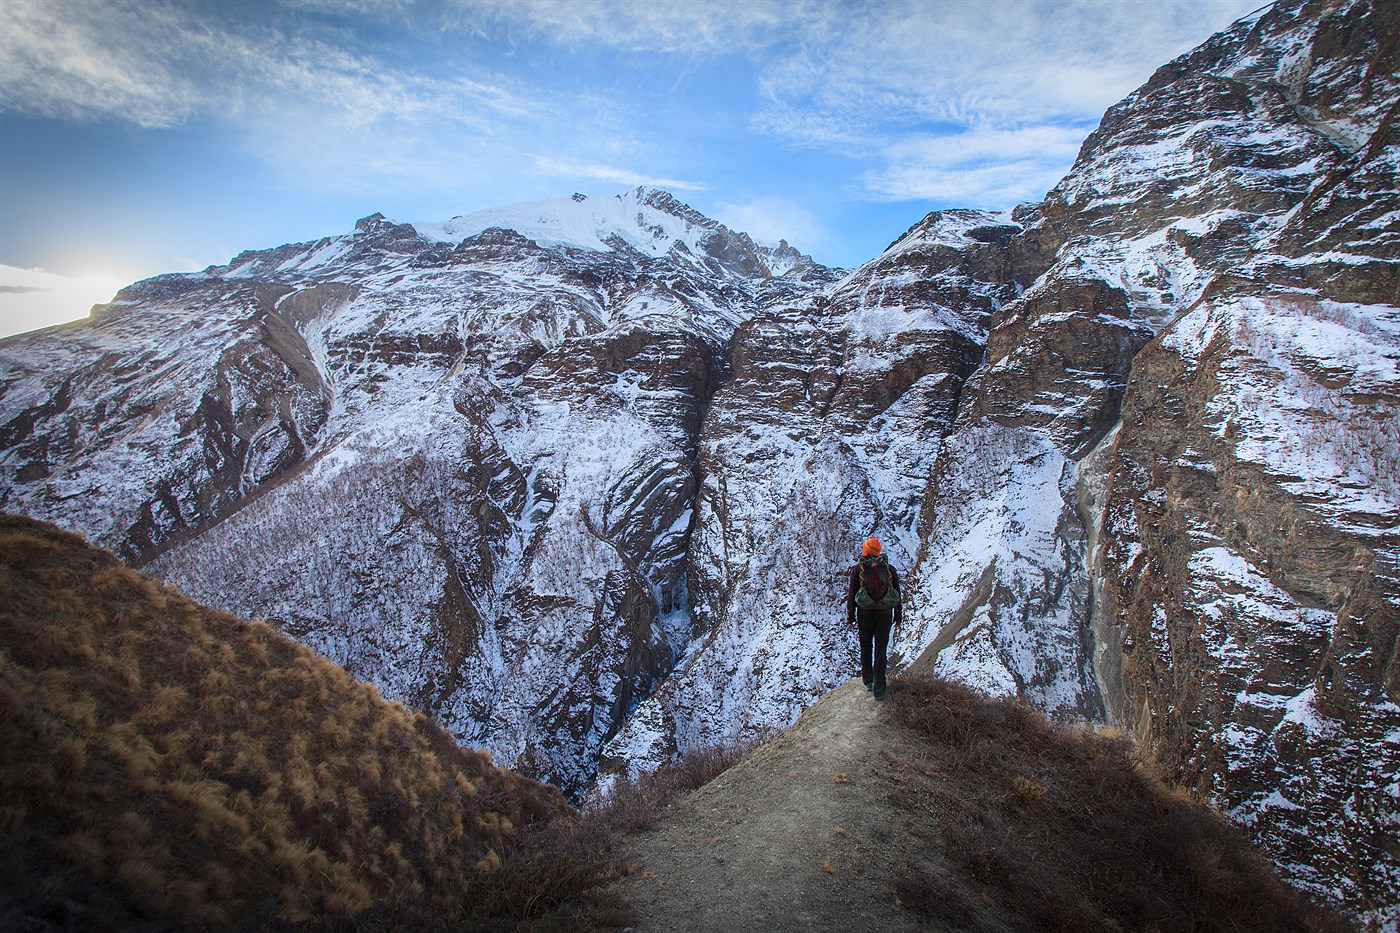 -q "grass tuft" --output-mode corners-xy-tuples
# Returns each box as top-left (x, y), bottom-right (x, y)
(1009, 775), (1046, 803)
(0, 513), (613, 930)
(887, 672), (1345, 932)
